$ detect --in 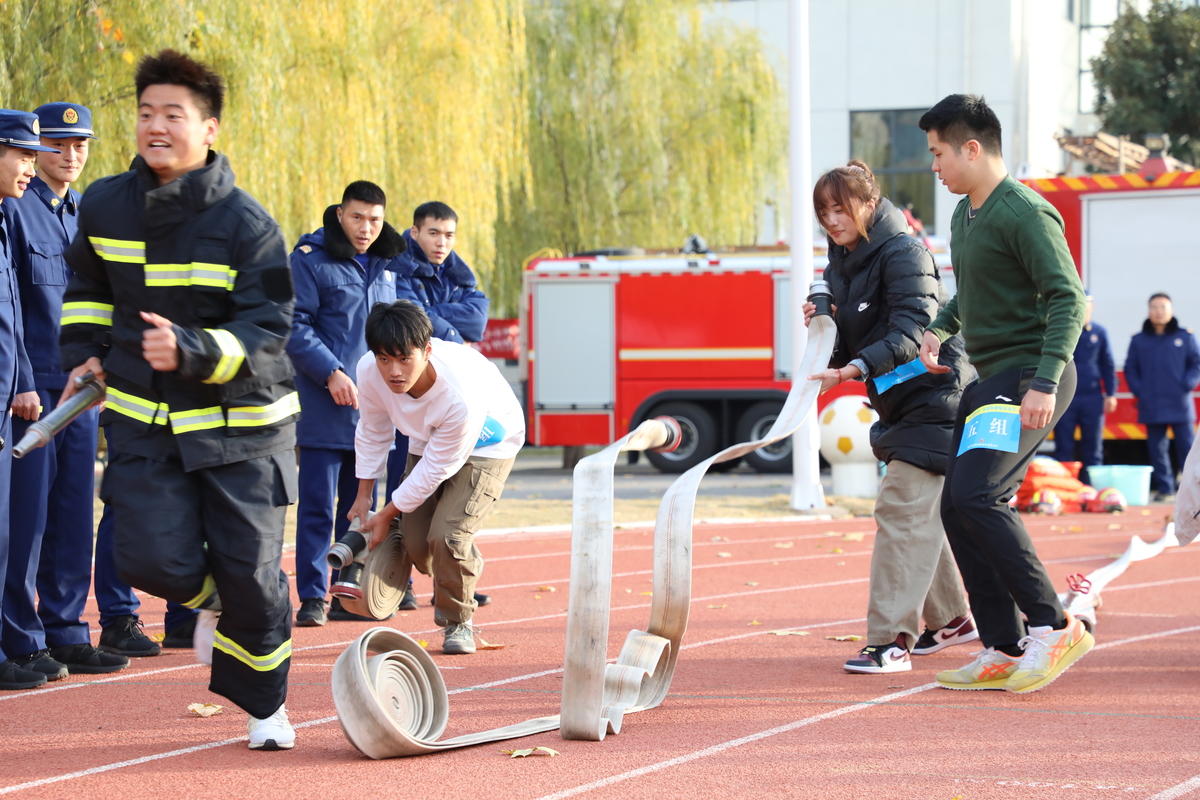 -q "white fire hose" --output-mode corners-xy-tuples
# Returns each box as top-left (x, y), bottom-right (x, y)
(331, 315), (838, 758)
